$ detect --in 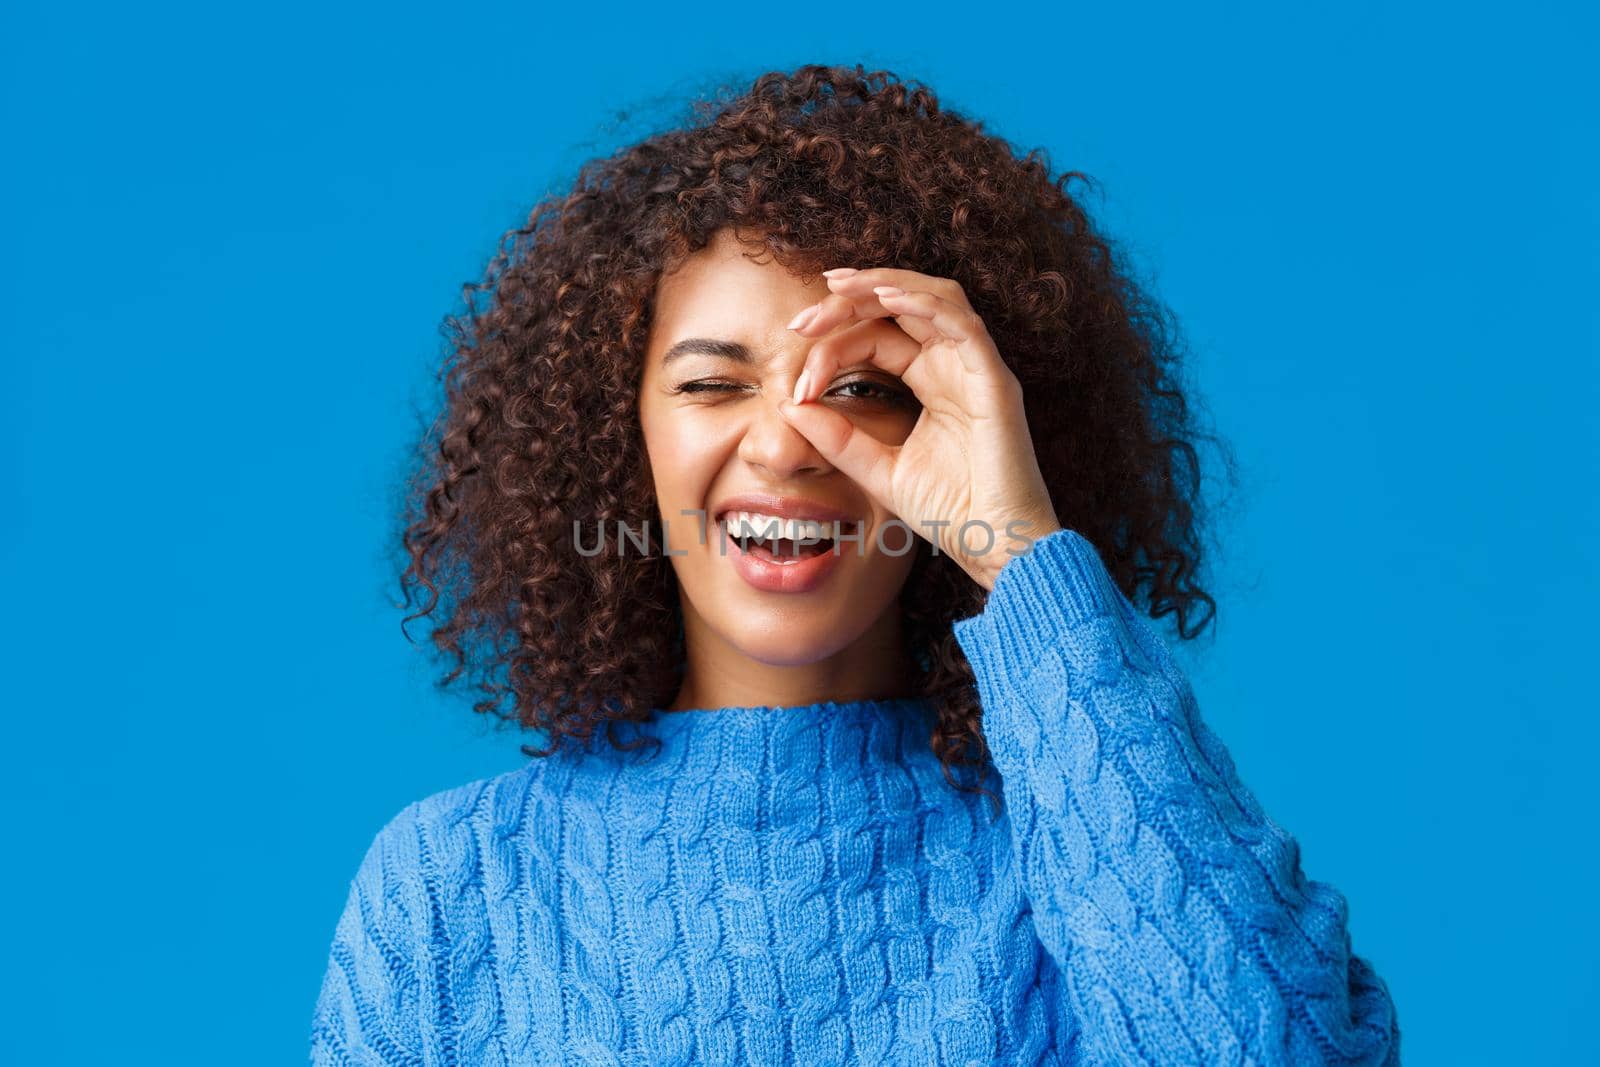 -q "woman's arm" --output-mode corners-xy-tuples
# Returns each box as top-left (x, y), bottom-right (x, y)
(952, 528), (1401, 1067)
(310, 805), (427, 1066)
(776, 265), (1399, 1061)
